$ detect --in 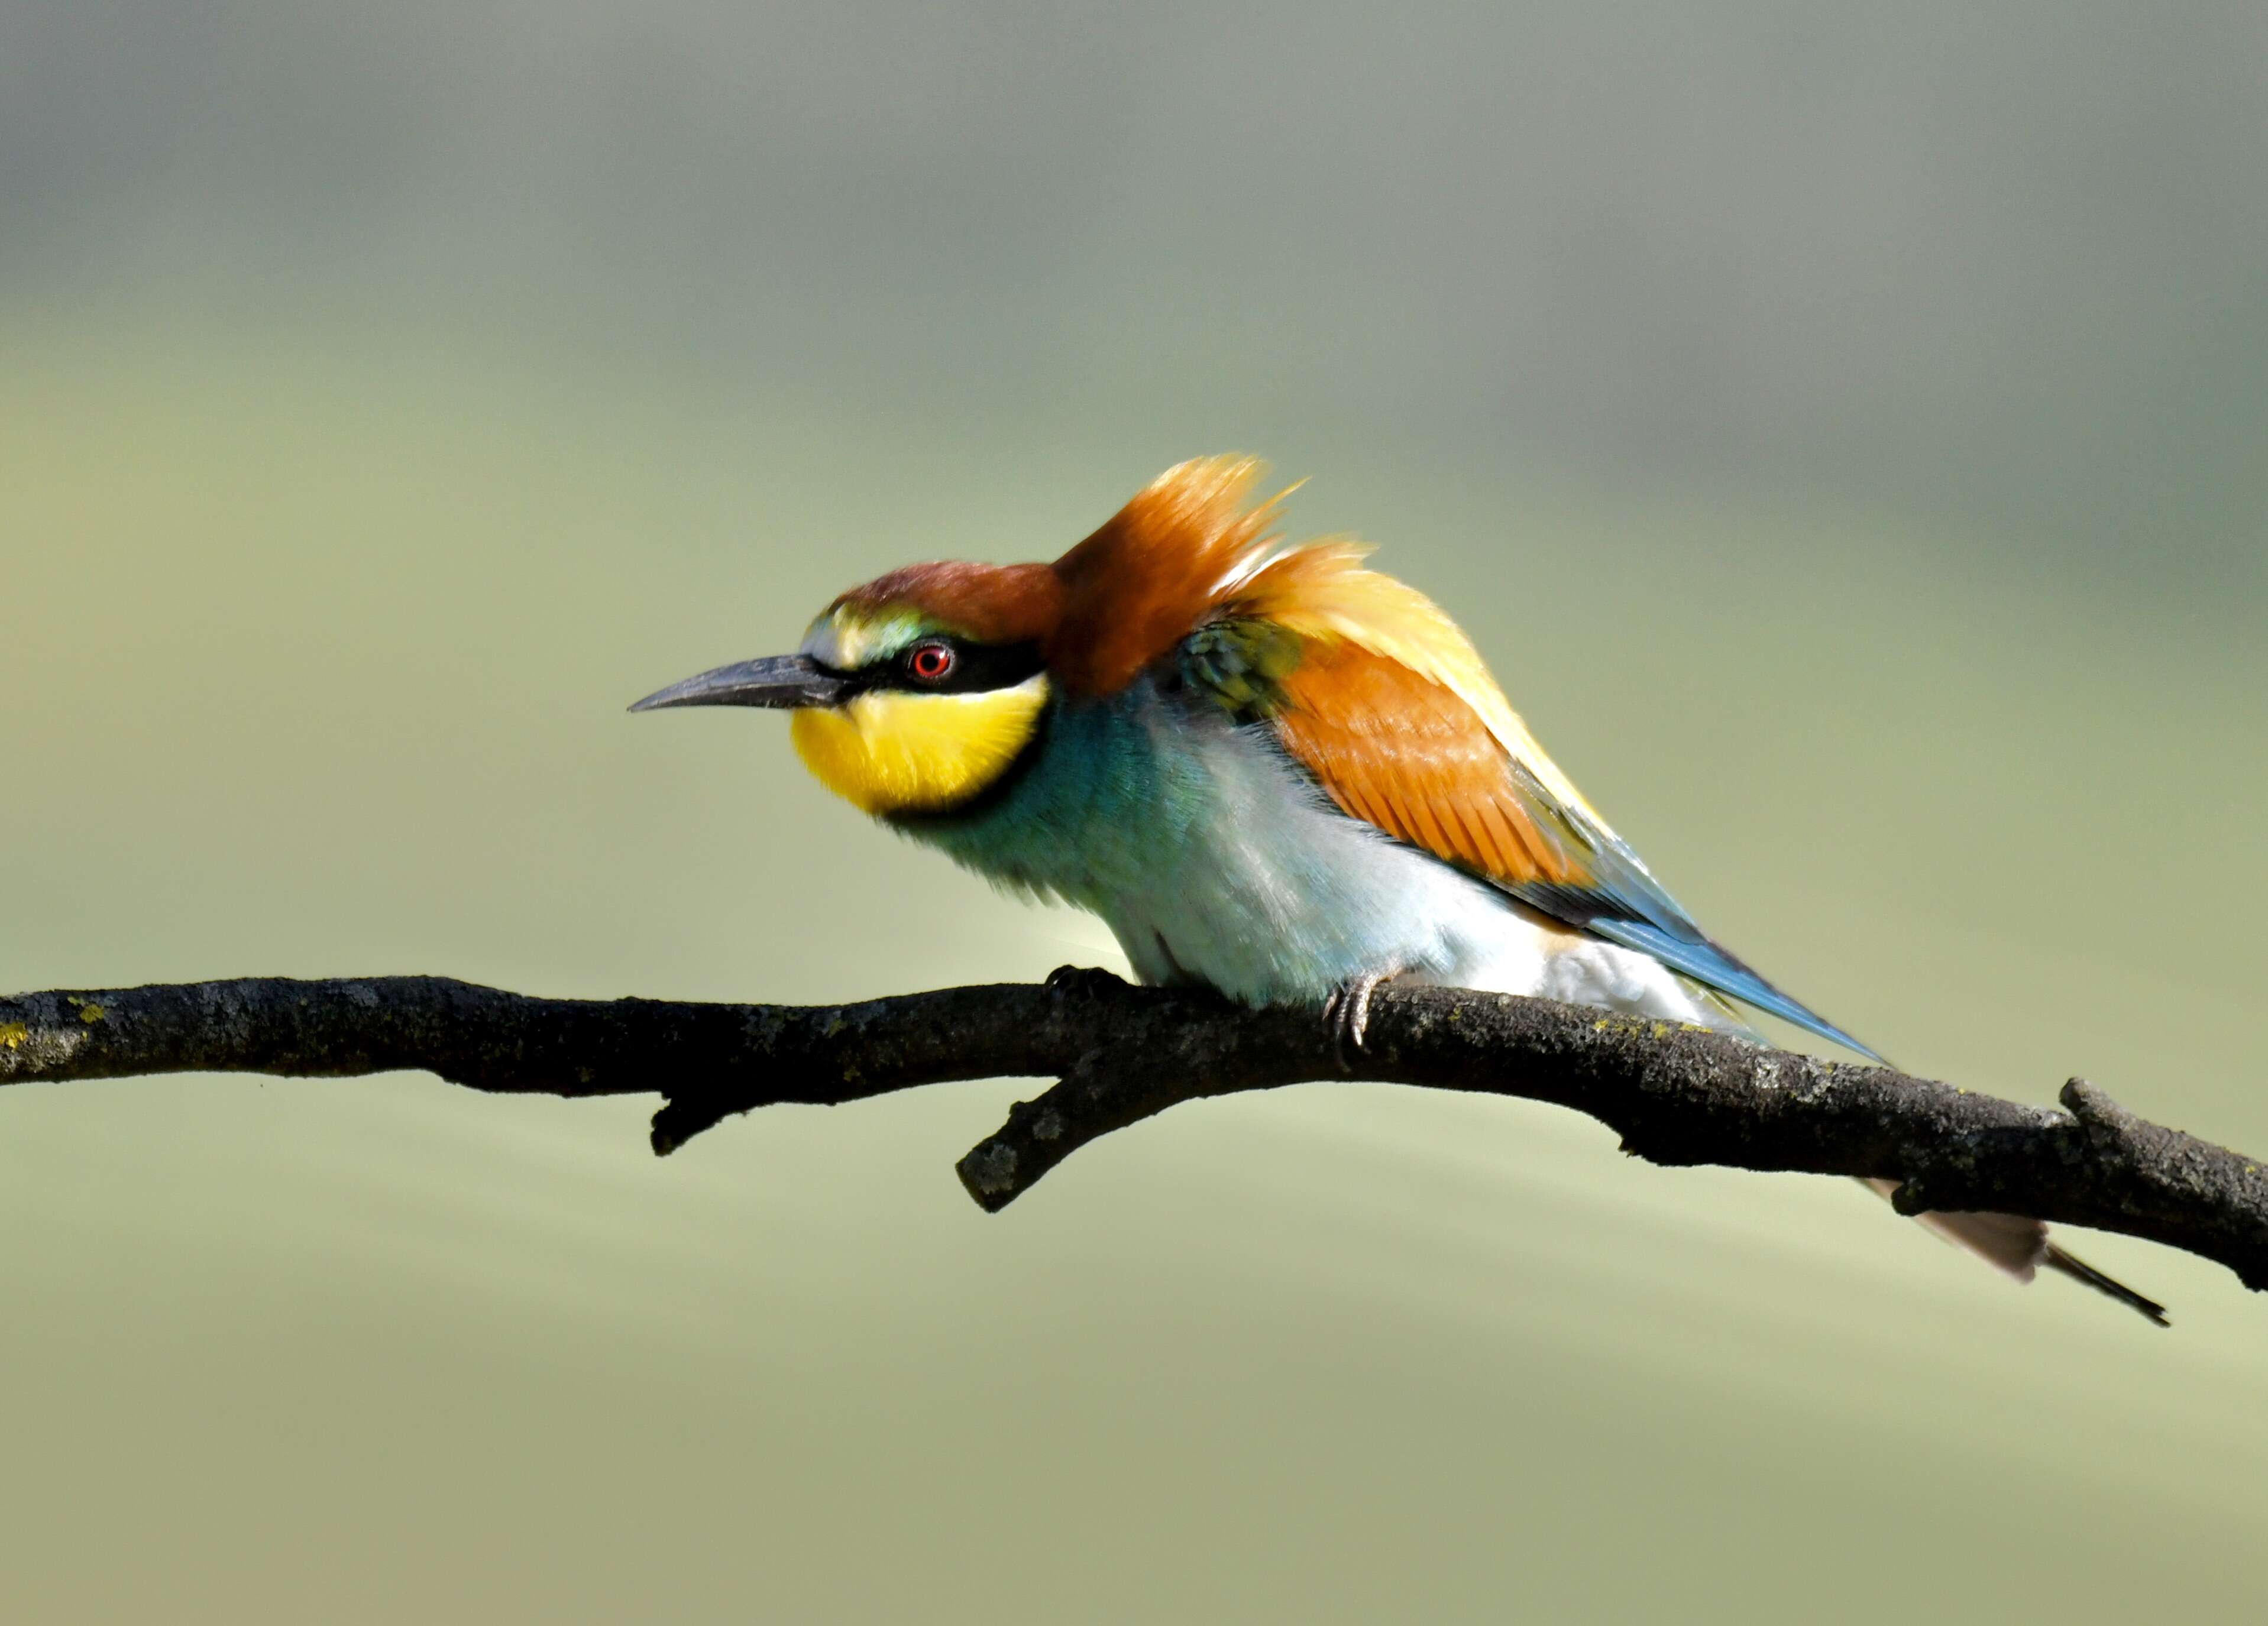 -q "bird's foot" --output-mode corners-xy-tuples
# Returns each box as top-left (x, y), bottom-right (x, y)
(1322, 966), (1404, 1072)
(1044, 964), (1128, 1001)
